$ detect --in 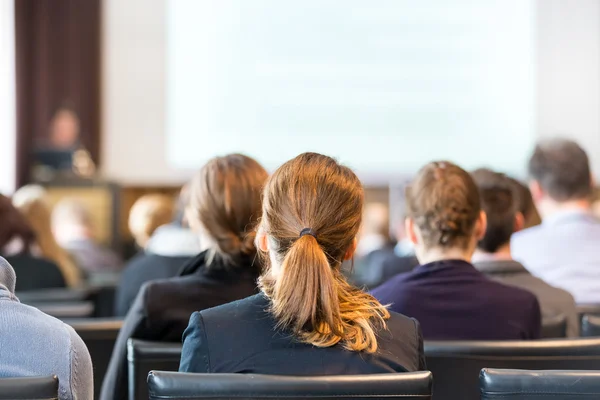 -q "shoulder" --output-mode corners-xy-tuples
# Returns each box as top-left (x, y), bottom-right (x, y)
(200, 293), (269, 322)
(485, 278), (539, 309)
(370, 271), (416, 300)
(511, 225), (546, 247)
